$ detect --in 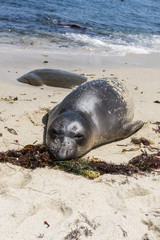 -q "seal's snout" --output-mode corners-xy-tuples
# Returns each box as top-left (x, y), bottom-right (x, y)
(57, 137), (77, 160)
(49, 136), (77, 160)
